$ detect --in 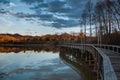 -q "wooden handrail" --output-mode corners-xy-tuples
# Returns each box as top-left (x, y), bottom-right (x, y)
(61, 43), (120, 53)
(59, 43), (118, 80)
(93, 44), (120, 53)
